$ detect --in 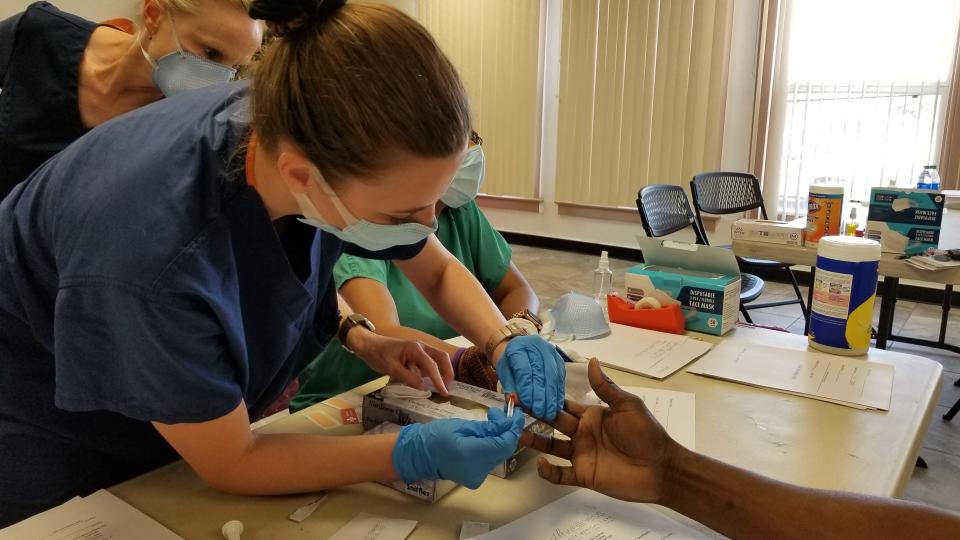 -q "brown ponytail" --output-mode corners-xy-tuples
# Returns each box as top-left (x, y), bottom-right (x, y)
(250, 1), (471, 186)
